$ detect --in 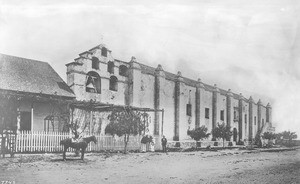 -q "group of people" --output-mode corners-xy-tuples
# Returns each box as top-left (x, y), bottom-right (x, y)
(140, 135), (168, 153)
(140, 135), (154, 152)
